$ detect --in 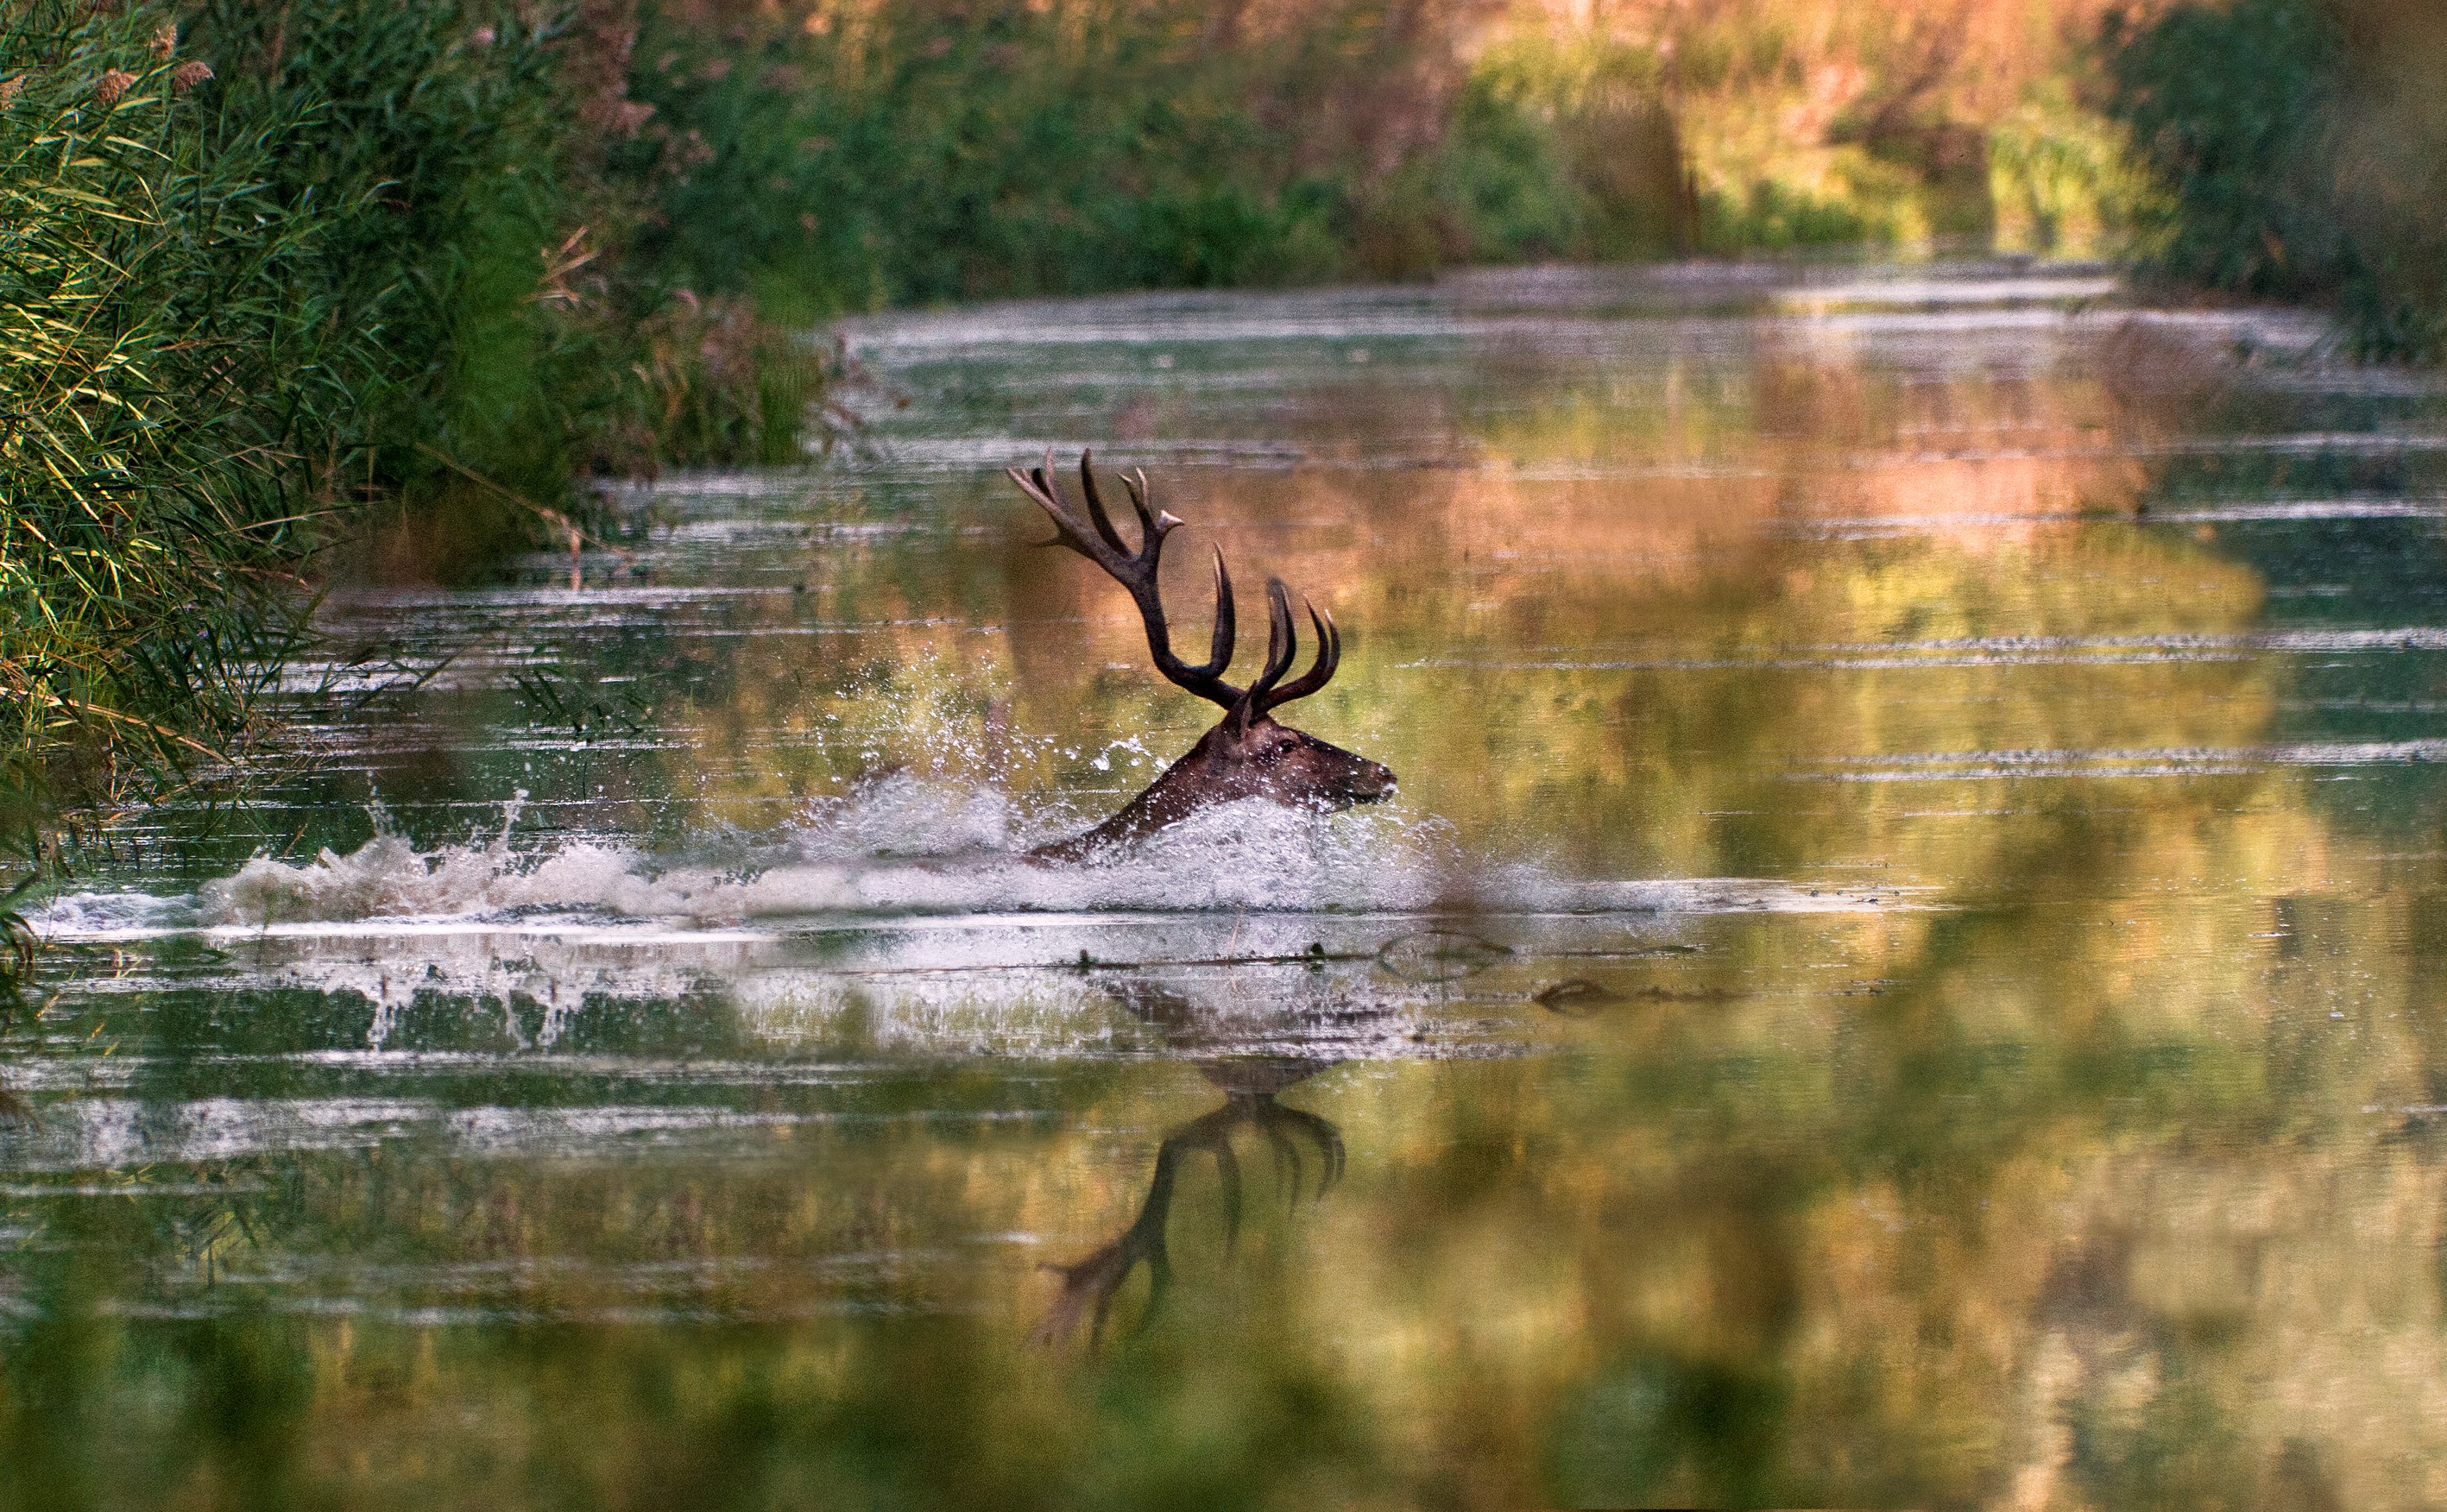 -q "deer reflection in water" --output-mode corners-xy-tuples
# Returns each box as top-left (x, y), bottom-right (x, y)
(1032, 969), (1351, 1349)
(1035, 1055), (1344, 1351)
